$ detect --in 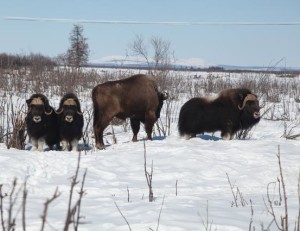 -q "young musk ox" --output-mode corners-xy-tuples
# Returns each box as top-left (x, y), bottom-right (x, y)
(56, 93), (84, 152)
(92, 74), (168, 149)
(178, 88), (261, 140)
(25, 93), (60, 151)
